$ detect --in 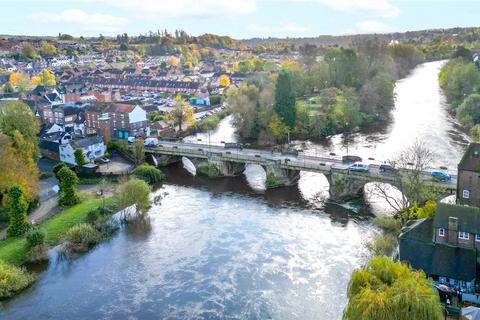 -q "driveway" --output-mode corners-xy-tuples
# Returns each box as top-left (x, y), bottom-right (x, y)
(97, 154), (133, 175)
